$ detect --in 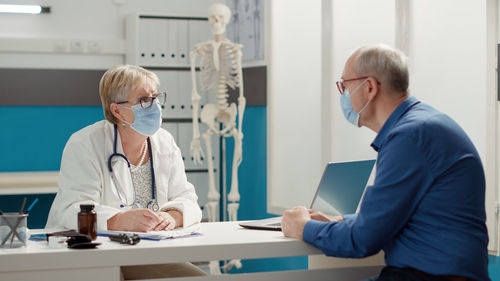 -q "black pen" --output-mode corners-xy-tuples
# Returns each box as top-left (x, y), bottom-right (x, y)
(19, 197), (27, 214)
